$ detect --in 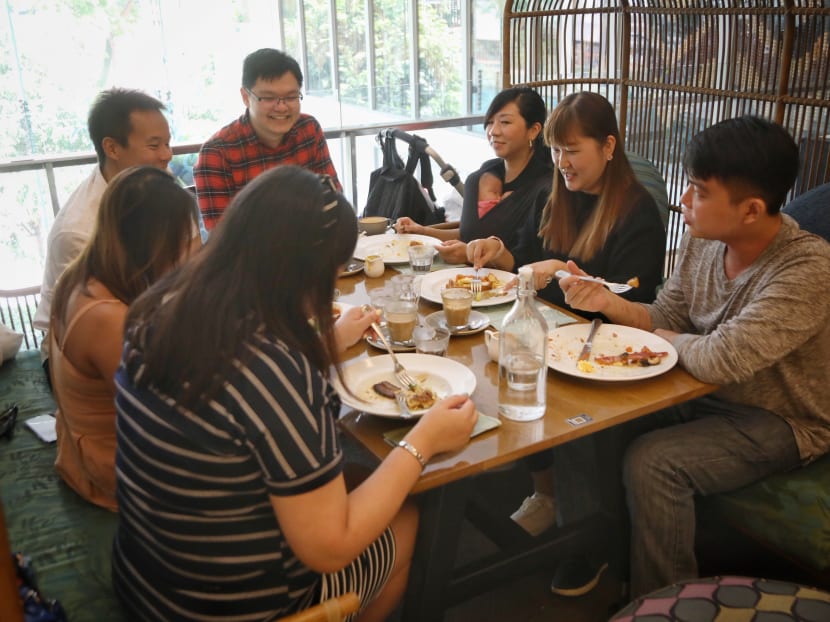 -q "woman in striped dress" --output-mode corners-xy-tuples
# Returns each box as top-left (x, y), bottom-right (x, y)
(112, 165), (477, 621)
